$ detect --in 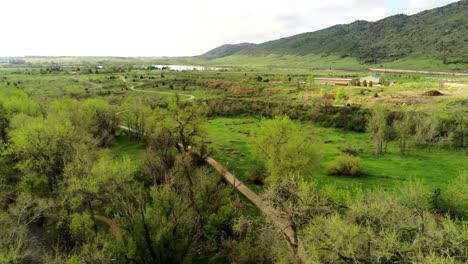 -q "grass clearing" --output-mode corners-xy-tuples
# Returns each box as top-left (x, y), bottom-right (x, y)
(203, 116), (467, 192)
